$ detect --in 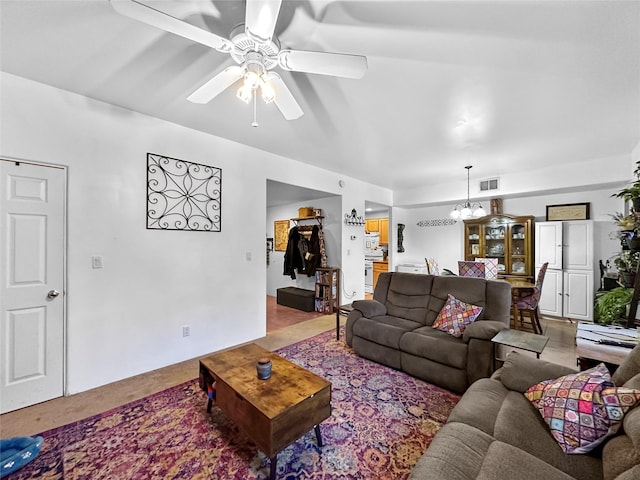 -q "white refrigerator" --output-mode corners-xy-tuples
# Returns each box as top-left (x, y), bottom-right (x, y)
(535, 220), (594, 321)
